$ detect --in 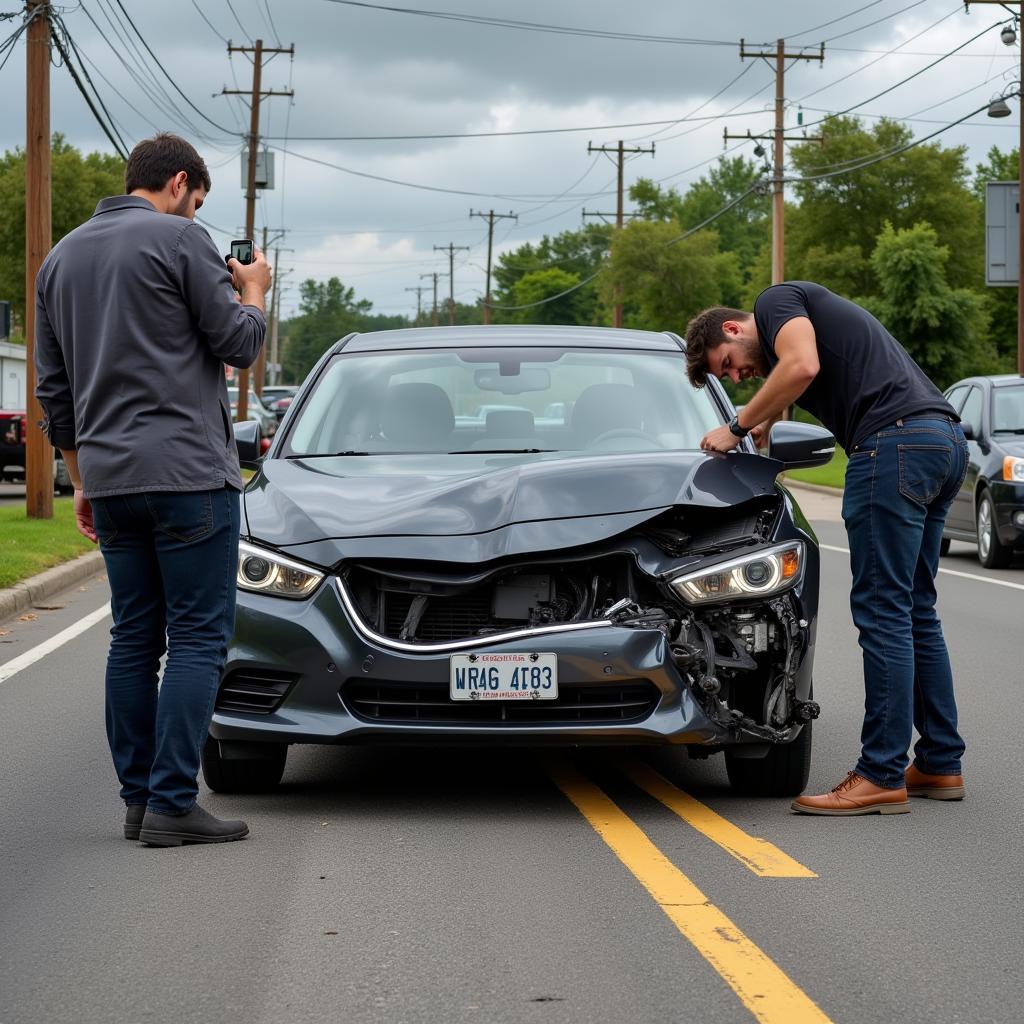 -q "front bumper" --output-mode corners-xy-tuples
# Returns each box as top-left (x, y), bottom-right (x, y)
(211, 574), (815, 748)
(991, 480), (1024, 548)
